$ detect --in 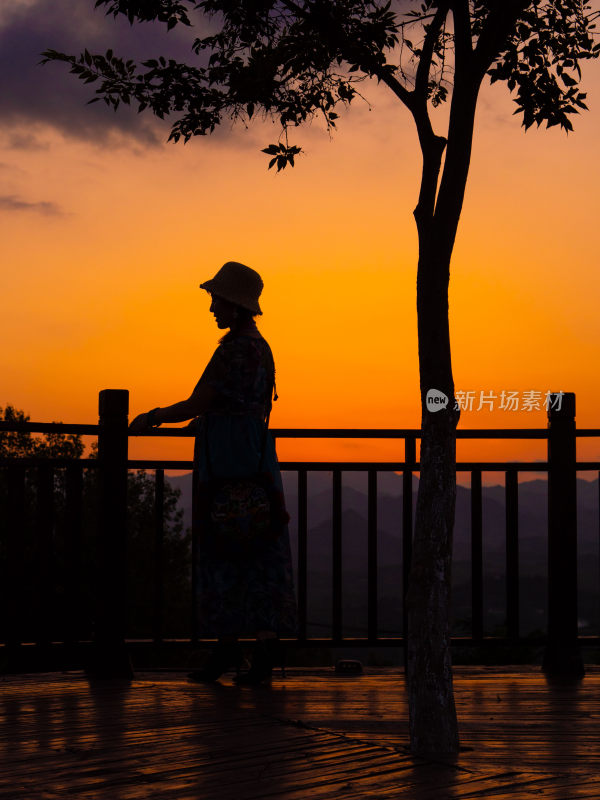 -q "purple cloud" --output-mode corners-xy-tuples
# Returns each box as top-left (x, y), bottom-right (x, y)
(0, 0), (208, 147)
